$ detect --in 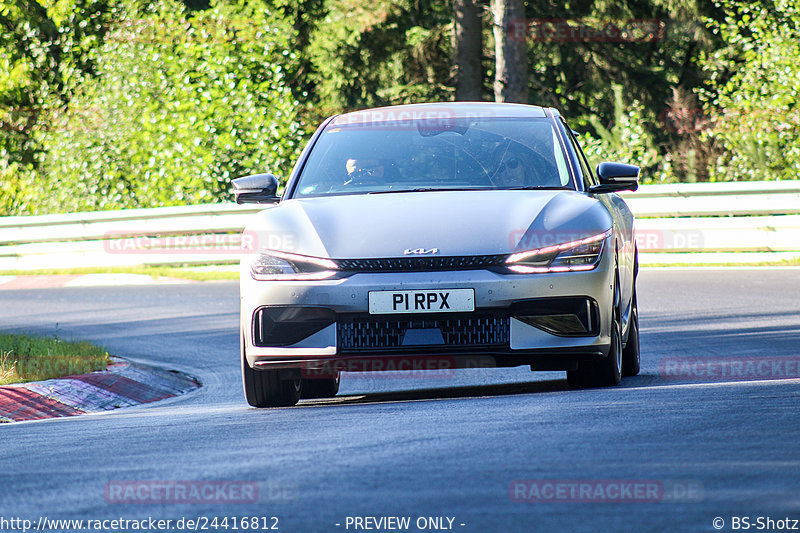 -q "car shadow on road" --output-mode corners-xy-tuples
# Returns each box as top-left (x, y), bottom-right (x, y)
(294, 372), (663, 408)
(300, 378), (576, 407)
